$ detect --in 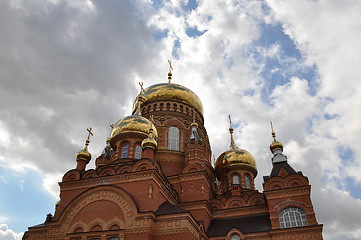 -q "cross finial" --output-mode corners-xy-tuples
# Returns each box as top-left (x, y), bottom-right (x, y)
(149, 114), (154, 124)
(87, 128), (93, 140)
(168, 60), (173, 73)
(139, 82), (144, 94)
(228, 115), (236, 148)
(168, 60), (173, 83)
(270, 121), (277, 141)
(228, 114), (233, 129)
